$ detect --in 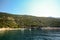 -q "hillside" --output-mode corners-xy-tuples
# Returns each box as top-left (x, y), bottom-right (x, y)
(0, 12), (60, 28)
